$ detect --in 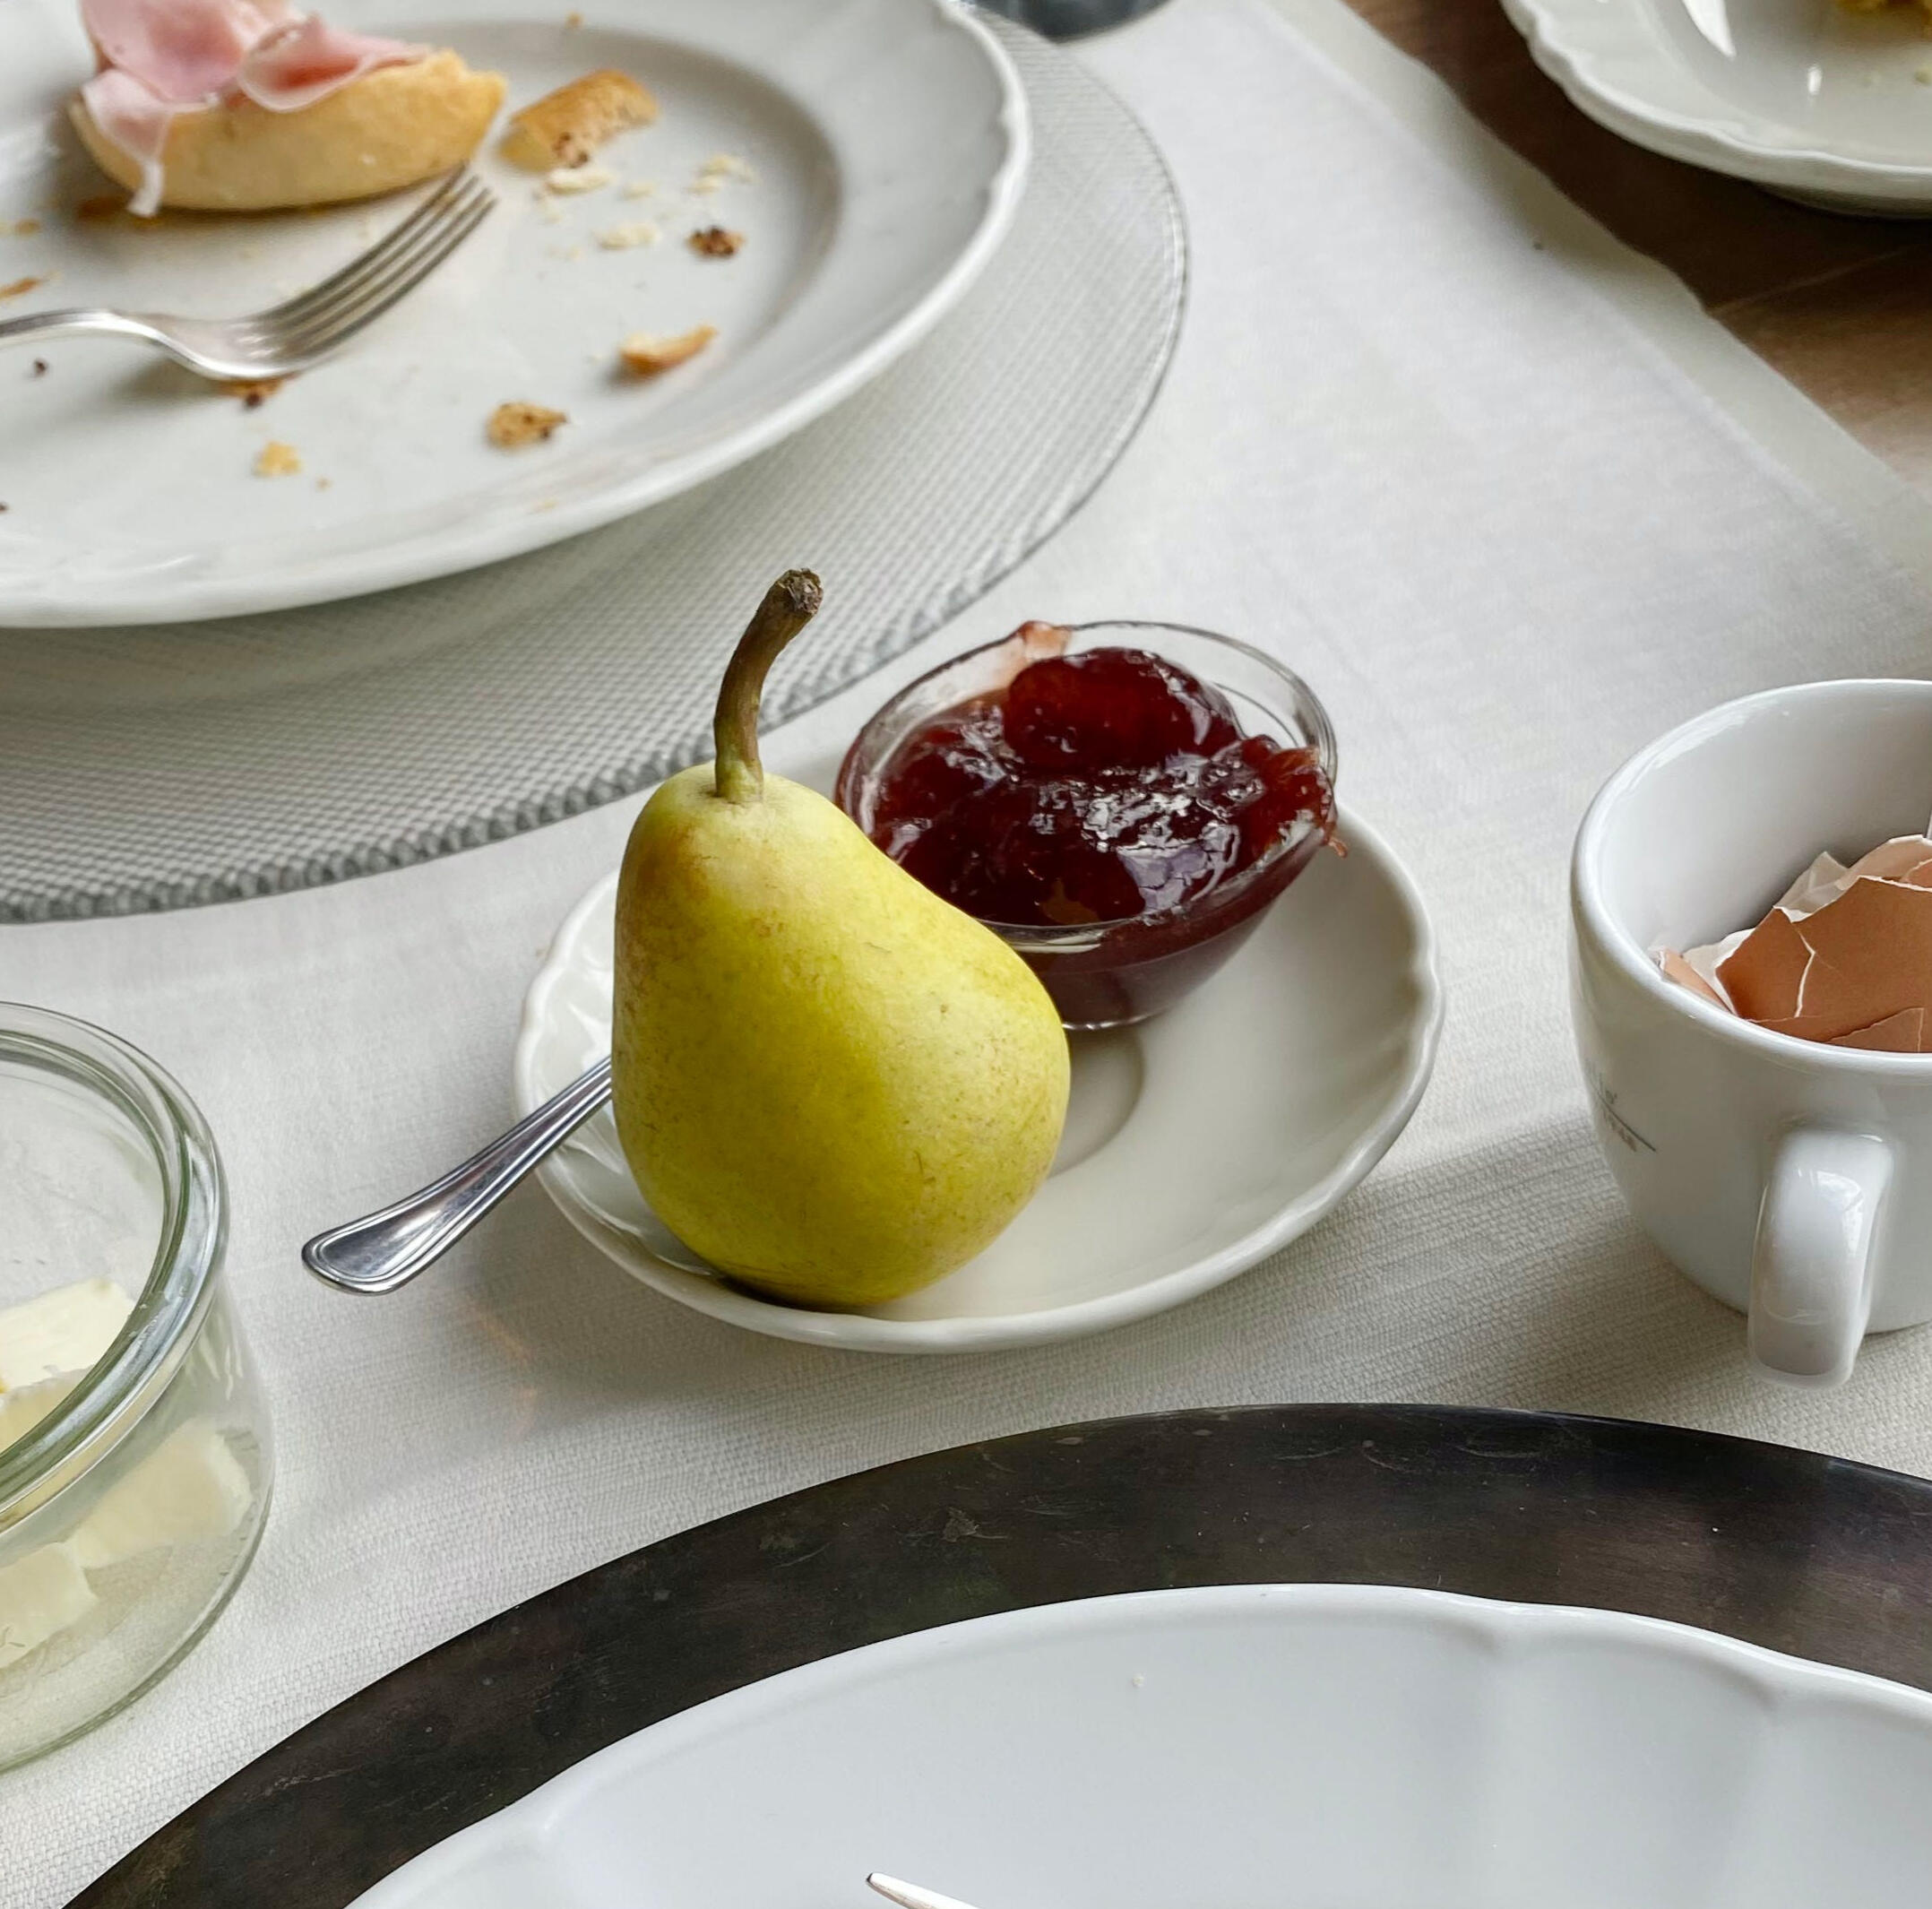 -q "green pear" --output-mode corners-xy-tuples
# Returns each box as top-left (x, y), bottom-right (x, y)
(611, 570), (1071, 1308)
